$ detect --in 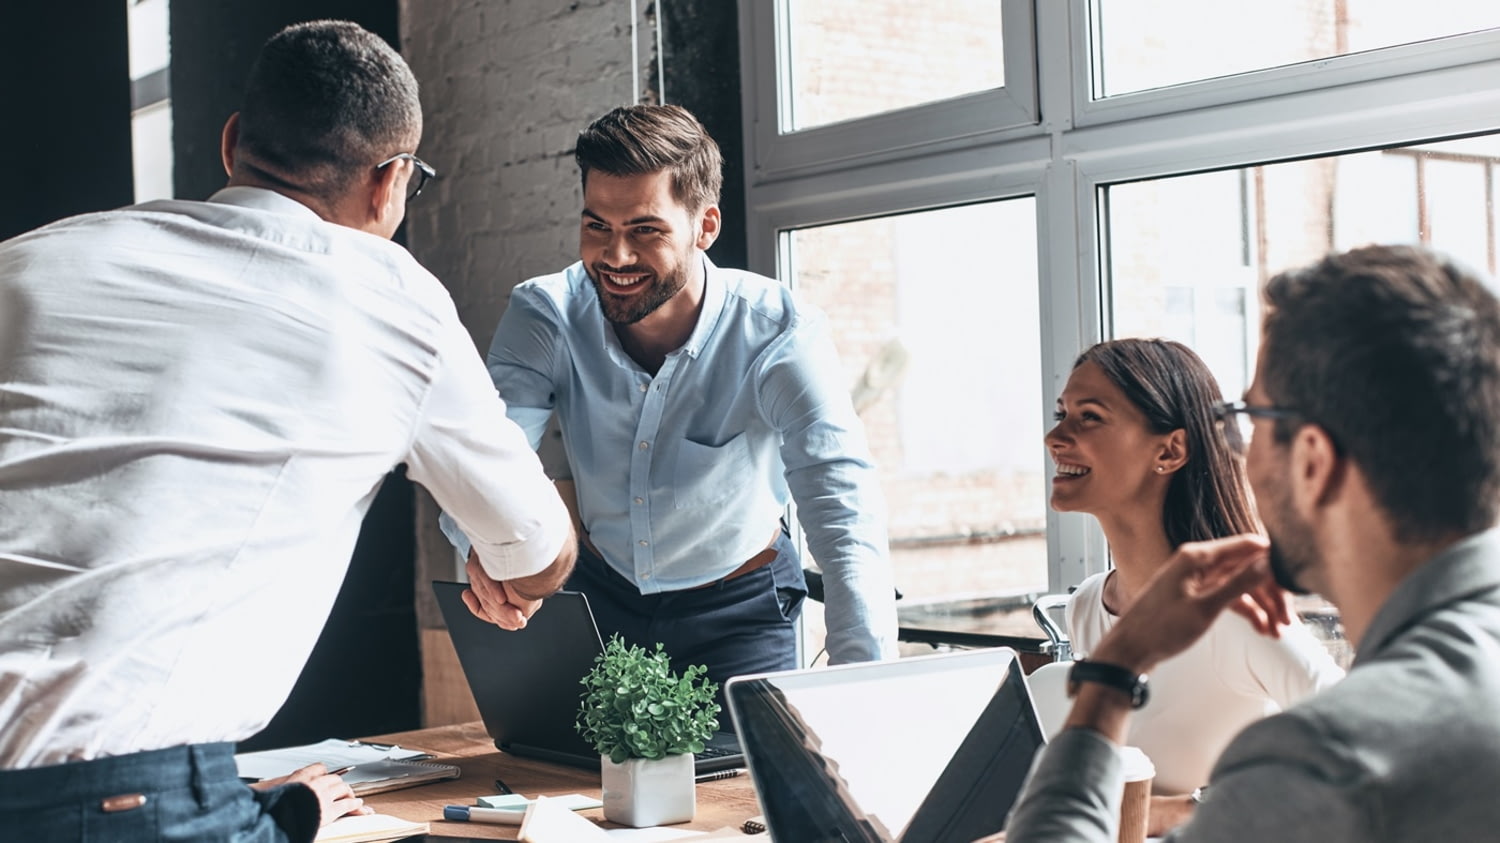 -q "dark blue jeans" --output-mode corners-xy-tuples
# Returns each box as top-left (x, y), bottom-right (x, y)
(0, 743), (319, 842)
(568, 527), (808, 724)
